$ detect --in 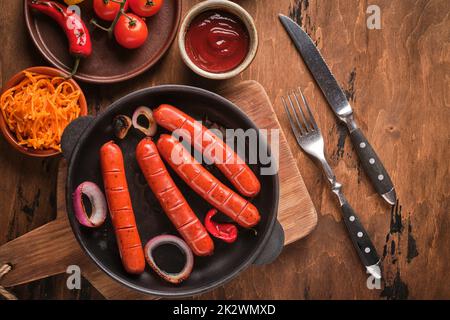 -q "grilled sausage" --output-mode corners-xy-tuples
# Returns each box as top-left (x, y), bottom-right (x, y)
(157, 134), (260, 228)
(100, 141), (145, 274)
(153, 104), (261, 197)
(136, 138), (214, 256)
